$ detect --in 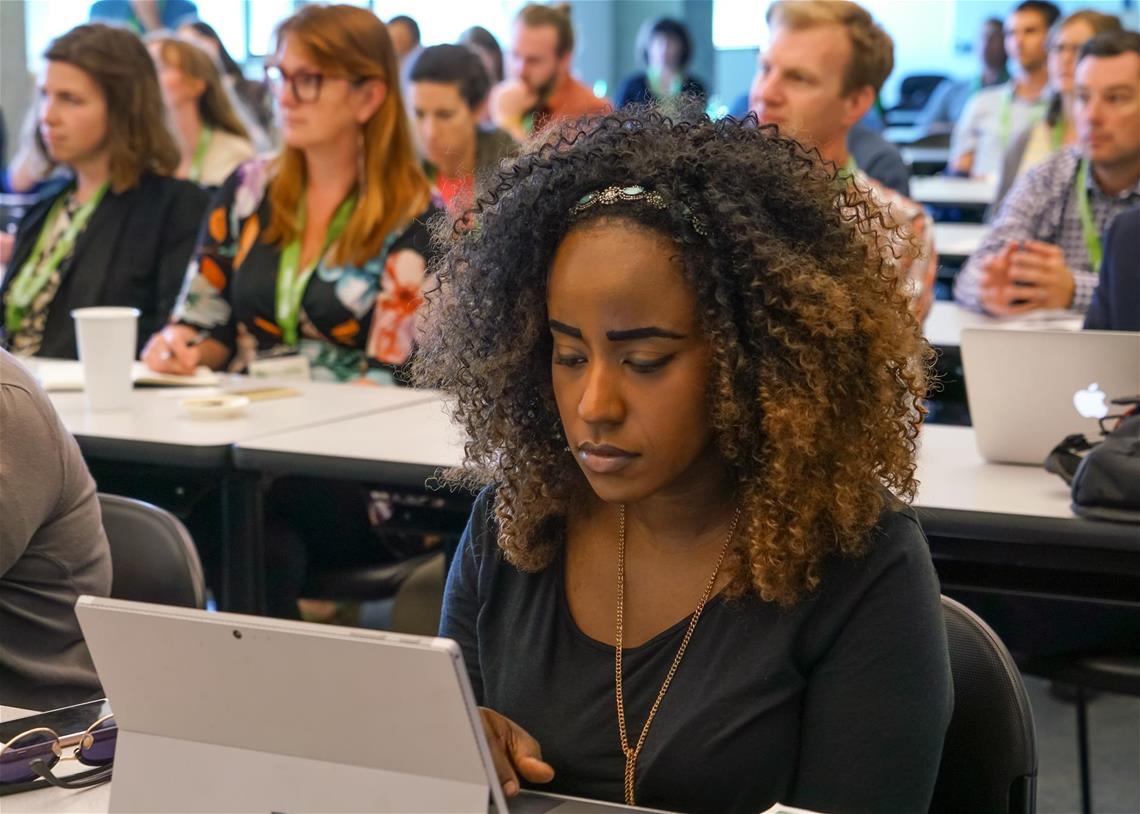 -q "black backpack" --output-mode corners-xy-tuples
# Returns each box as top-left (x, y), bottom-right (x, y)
(1045, 402), (1140, 524)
